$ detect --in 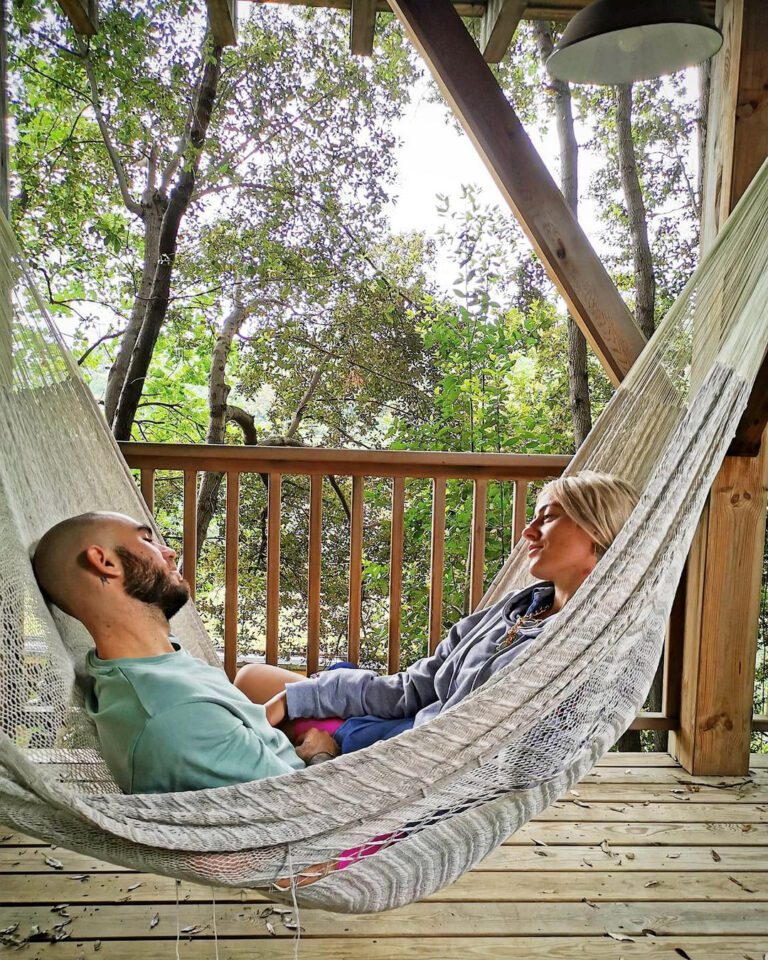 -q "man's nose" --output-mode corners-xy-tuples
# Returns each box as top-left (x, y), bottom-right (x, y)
(162, 545), (177, 561)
